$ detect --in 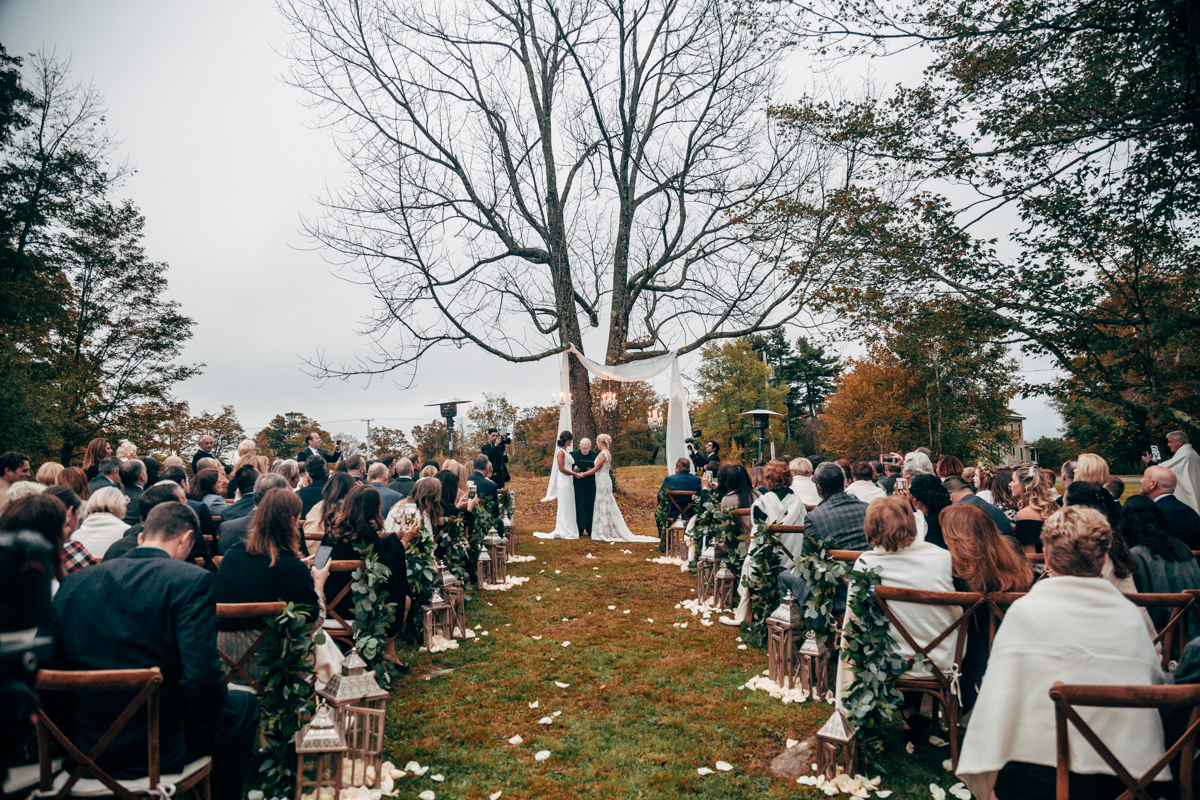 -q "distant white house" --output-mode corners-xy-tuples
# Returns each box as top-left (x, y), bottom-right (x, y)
(1002, 410), (1038, 466)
